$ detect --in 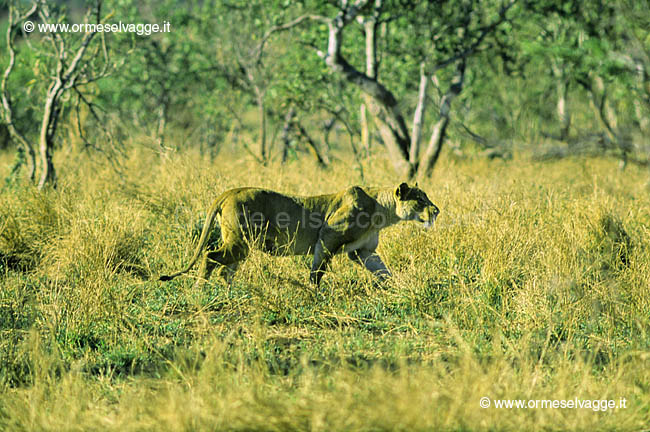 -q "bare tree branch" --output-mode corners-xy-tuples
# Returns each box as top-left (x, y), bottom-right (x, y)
(1, 2), (39, 181)
(417, 59), (466, 180)
(322, 0), (411, 176)
(255, 14), (328, 64)
(32, 0), (107, 188)
(430, 0), (518, 73)
(296, 121), (328, 167)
